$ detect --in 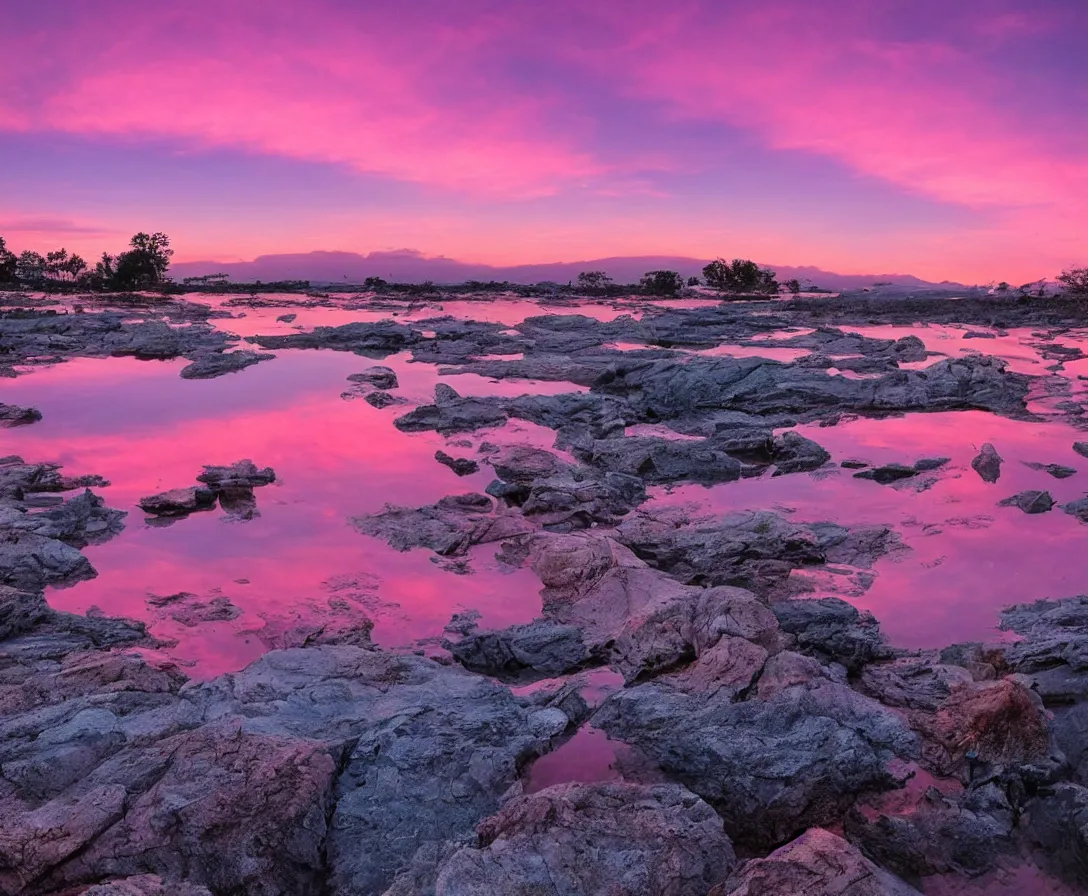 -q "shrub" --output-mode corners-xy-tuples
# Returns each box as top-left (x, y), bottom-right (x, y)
(639, 270), (683, 296)
(577, 270), (613, 293)
(1058, 267), (1088, 296)
(702, 258), (779, 294)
